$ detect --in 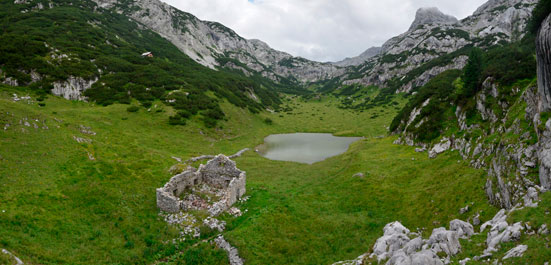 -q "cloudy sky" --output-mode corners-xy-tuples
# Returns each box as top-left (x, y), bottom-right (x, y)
(162, 0), (487, 62)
